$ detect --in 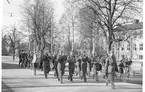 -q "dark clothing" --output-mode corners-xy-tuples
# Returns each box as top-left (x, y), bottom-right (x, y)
(82, 56), (88, 82)
(88, 58), (92, 71)
(42, 54), (50, 78)
(119, 62), (124, 74)
(68, 57), (75, 82)
(19, 52), (22, 66)
(78, 59), (82, 71)
(57, 55), (67, 83)
(53, 55), (58, 77)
